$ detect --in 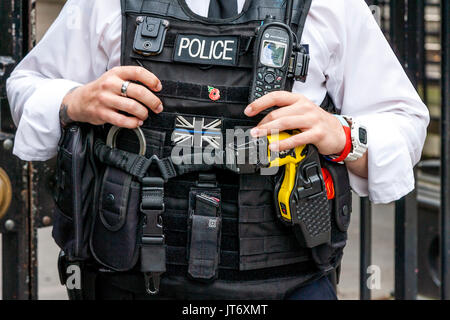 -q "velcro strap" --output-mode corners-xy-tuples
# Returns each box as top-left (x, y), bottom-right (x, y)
(159, 80), (249, 104)
(239, 205), (276, 223)
(239, 235), (300, 256)
(167, 246), (239, 270)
